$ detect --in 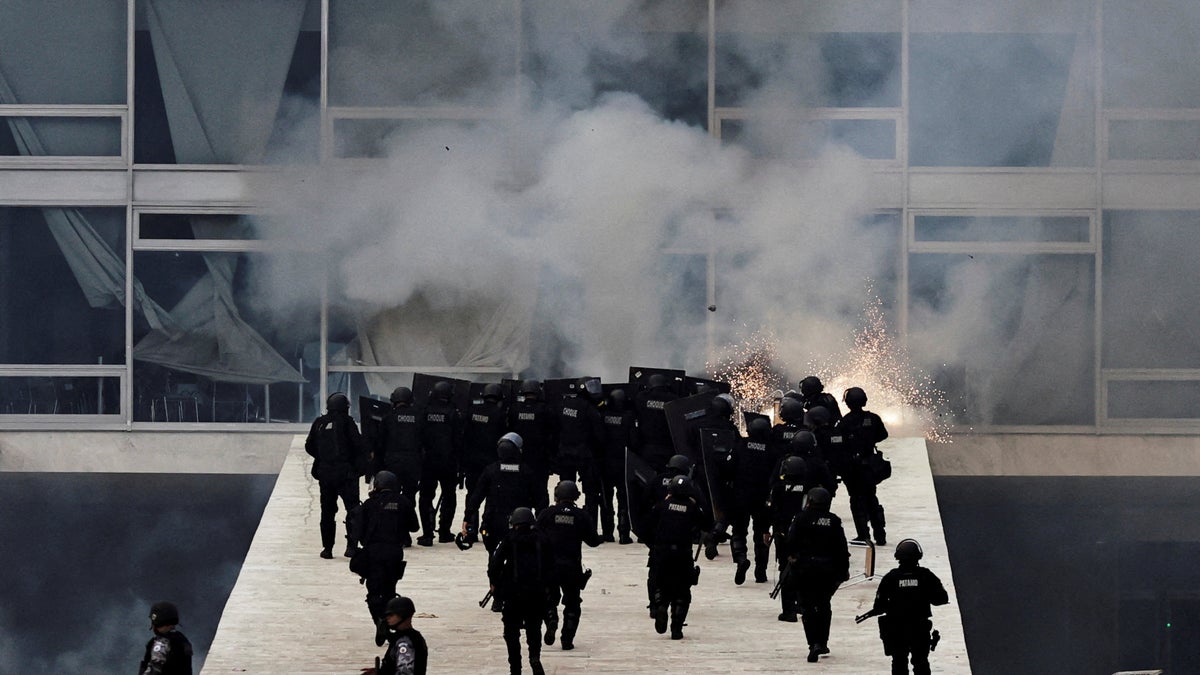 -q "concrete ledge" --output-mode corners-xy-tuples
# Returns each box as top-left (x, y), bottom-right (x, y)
(930, 434), (1200, 476)
(0, 431), (293, 474)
